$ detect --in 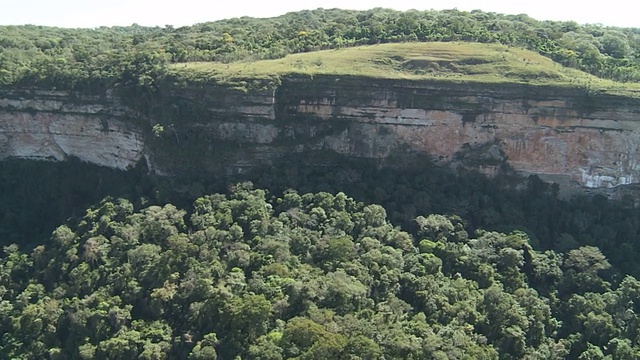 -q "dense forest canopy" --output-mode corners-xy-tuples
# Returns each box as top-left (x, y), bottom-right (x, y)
(2, 7), (640, 90)
(3, 183), (640, 359)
